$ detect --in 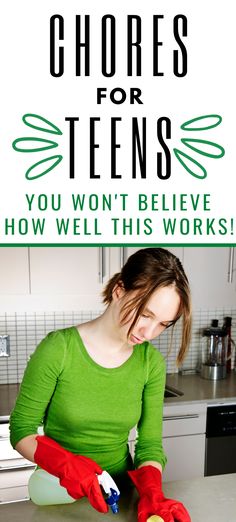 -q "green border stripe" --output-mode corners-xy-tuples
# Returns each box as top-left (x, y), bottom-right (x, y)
(0, 243), (236, 247)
